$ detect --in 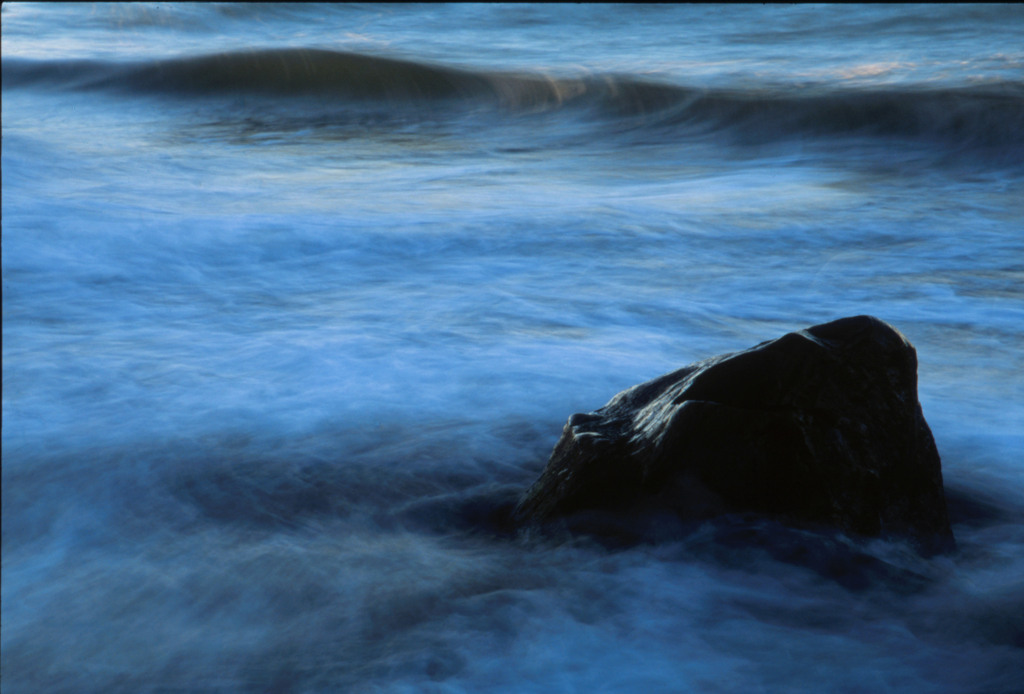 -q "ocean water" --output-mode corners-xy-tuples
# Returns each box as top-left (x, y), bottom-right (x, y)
(3, 3), (1023, 692)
